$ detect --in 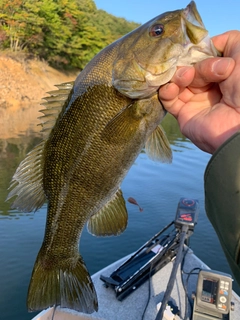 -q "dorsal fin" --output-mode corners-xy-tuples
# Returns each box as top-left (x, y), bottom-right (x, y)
(6, 81), (74, 212)
(39, 81), (74, 138)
